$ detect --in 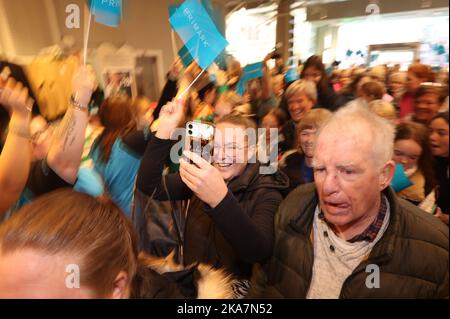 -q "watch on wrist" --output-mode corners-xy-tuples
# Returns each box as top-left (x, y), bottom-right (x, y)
(70, 94), (88, 112)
